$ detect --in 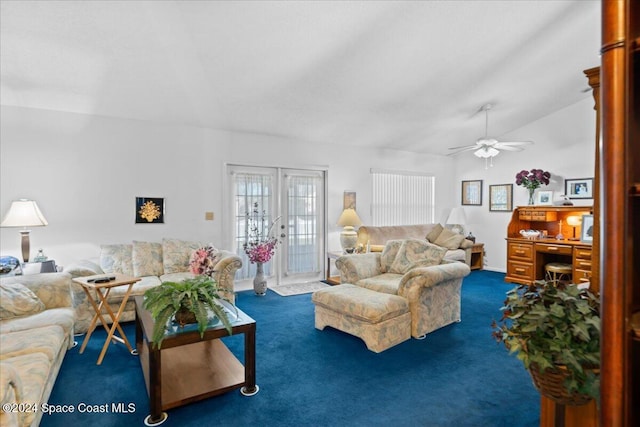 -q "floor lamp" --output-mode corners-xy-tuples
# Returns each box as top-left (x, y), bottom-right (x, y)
(1, 199), (49, 262)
